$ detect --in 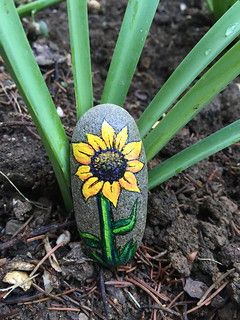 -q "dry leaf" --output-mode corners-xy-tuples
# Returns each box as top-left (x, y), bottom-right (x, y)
(44, 237), (62, 272)
(3, 271), (32, 291)
(10, 261), (35, 271)
(0, 258), (7, 267)
(43, 270), (53, 294)
(56, 230), (71, 246)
